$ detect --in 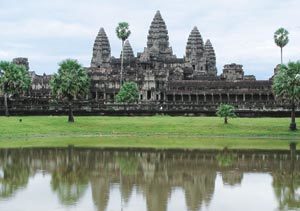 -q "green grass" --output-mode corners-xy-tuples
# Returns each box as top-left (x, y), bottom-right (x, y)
(0, 116), (299, 150)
